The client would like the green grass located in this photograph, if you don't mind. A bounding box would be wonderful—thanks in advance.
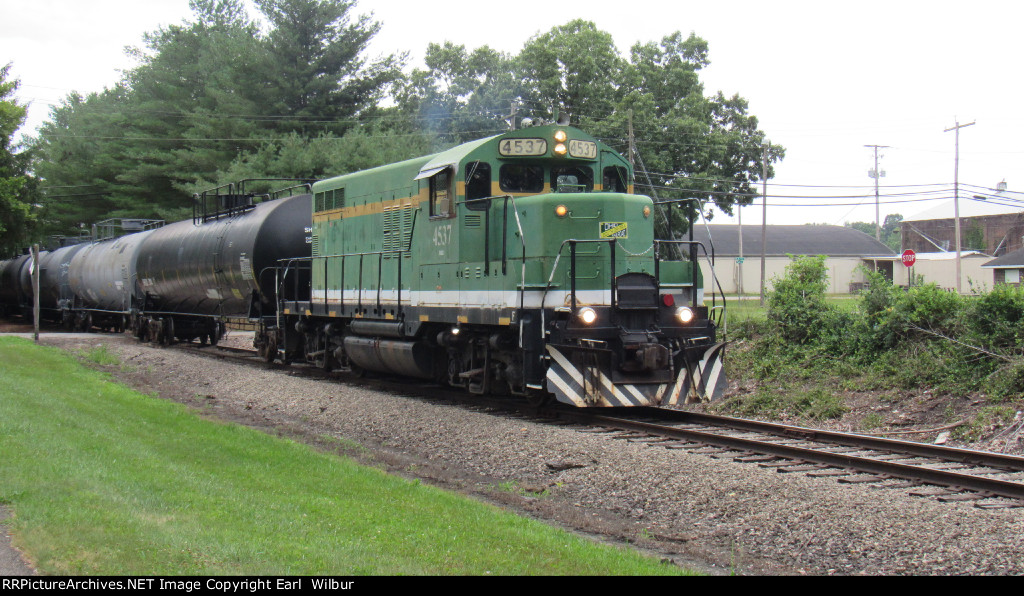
[0,337,690,576]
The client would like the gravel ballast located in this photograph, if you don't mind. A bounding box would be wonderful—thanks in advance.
[20,333,1024,575]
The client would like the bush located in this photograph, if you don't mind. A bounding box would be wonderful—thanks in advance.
[967,283,1024,350]
[766,255,831,344]
[732,258,1024,413]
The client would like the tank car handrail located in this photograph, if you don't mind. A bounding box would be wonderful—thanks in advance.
[270,183,313,200]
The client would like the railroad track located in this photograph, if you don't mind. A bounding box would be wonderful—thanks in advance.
[148,337,1024,509]
[545,407,1024,509]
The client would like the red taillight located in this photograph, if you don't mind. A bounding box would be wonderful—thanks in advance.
[662,294,675,307]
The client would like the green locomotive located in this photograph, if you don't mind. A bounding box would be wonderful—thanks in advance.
[261,125,726,407]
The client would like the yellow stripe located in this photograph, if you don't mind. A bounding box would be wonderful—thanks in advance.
[315,191,425,223]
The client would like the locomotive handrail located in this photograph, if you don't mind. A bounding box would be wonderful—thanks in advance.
[654,239,726,332]
[461,193,528,347]
[541,239,619,317]
[284,243,412,317]
[539,237,726,337]
[459,194,527,284]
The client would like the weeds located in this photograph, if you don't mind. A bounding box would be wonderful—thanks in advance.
[77,345,119,366]
[724,256,1024,423]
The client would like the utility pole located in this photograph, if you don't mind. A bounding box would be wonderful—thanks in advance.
[759,142,770,306]
[504,101,518,130]
[31,244,40,343]
[737,202,744,296]
[944,119,975,294]
[865,144,890,242]
[627,110,635,167]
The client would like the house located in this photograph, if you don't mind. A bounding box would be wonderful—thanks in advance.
[982,248,1024,287]
[901,197,1024,256]
[689,224,895,295]
[871,251,994,291]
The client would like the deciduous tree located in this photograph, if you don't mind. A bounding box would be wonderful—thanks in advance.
[0,63,37,253]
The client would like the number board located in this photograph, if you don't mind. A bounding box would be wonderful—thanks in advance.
[568,140,598,159]
[499,138,547,156]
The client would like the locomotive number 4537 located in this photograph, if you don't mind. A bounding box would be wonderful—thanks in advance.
[433,223,453,246]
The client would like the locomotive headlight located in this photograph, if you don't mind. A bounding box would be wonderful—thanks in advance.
[554,130,567,142]
[554,143,568,156]
[555,204,568,217]
[578,307,598,325]
[643,206,651,218]
[676,306,695,324]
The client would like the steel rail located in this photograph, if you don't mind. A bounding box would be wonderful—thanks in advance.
[552,410,1024,502]
[635,408,1024,472]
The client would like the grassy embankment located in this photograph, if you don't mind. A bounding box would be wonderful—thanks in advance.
[0,337,692,576]
[713,261,1024,436]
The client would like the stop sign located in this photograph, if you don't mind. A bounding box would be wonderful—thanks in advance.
[901,249,917,267]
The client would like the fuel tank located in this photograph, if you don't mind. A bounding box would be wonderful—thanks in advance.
[135,194,311,316]
[69,230,157,312]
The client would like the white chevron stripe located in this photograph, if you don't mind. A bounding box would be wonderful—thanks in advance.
[667,365,691,406]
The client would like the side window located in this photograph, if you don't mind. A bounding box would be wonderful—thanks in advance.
[603,166,628,193]
[498,164,544,193]
[430,168,452,218]
[552,166,594,193]
[465,162,491,211]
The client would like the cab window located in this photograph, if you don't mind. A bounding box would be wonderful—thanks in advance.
[499,164,544,193]
[552,166,593,193]
[430,168,452,217]
[603,166,628,192]
[465,162,491,210]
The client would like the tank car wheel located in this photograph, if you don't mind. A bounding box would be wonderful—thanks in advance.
[162,318,175,346]
[210,322,223,346]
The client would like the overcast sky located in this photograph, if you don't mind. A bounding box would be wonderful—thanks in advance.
[1,0,1021,227]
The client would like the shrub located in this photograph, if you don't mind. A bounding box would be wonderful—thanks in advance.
[967,283,1024,350]
[766,255,831,344]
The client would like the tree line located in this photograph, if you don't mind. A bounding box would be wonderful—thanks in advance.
[1,0,782,253]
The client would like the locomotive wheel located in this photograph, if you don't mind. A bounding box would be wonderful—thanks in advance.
[525,390,553,409]
[261,336,278,363]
